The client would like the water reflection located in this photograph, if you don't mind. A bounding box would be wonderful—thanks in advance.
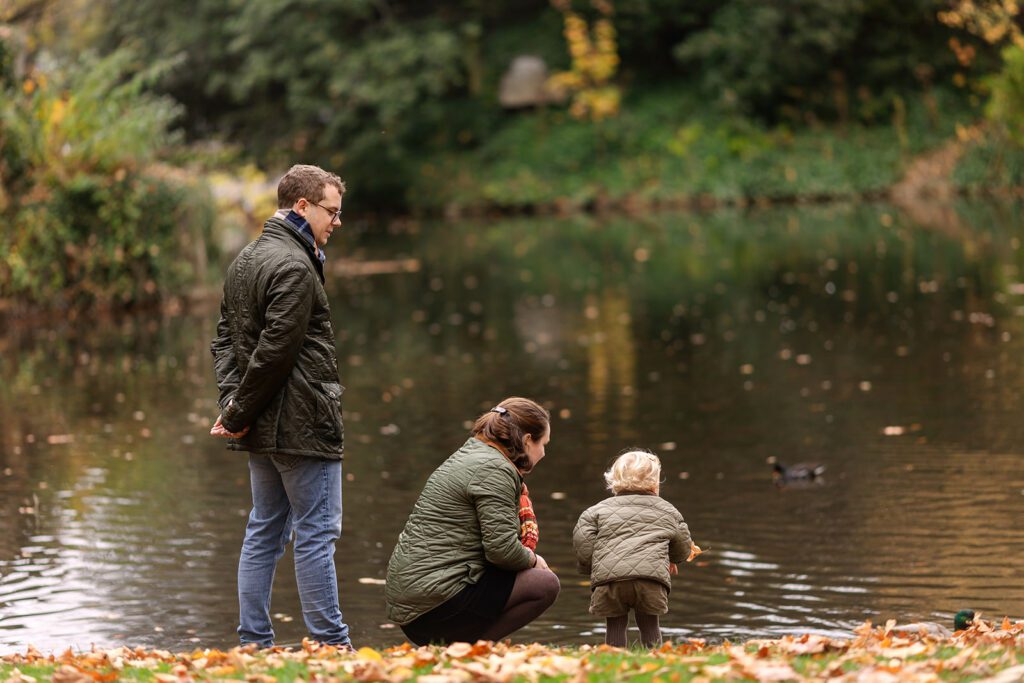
[2,200,1024,653]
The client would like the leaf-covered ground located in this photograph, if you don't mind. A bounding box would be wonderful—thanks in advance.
[2,618,1022,682]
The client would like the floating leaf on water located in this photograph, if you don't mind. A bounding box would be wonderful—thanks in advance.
[358,577,387,585]
[550,492,567,500]
[659,442,677,451]
[47,434,74,445]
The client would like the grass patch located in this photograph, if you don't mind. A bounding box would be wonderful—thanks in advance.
[412,86,983,212]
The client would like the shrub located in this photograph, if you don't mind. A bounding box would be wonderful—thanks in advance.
[0,47,215,310]
[986,44,1024,145]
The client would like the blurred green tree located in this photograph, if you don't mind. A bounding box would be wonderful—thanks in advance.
[7,0,999,211]
[673,0,968,121]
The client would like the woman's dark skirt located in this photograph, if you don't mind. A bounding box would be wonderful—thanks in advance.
[400,565,517,645]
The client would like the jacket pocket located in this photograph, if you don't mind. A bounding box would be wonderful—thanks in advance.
[312,381,344,440]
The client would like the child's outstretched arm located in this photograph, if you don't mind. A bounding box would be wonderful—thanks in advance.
[668,515,693,565]
[572,508,598,575]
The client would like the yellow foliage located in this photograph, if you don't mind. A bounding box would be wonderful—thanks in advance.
[48,98,67,128]
[939,0,1024,48]
[547,1,621,121]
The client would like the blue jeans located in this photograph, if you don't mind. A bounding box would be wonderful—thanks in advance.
[237,453,350,647]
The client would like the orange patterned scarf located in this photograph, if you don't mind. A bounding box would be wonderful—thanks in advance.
[518,483,539,550]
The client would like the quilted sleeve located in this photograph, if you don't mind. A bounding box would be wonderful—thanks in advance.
[573,506,598,575]
[468,463,534,571]
[211,296,240,412]
[668,511,693,564]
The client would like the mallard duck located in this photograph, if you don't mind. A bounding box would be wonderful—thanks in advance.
[891,610,976,638]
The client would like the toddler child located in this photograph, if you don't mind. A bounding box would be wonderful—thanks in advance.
[573,450,699,648]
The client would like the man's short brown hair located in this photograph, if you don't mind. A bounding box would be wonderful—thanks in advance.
[277,164,346,209]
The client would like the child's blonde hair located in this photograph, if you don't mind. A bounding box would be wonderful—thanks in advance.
[604,449,661,494]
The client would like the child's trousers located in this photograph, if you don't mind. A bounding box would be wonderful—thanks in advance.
[591,579,669,648]
[606,612,661,648]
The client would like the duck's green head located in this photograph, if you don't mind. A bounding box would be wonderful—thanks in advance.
[954,610,976,631]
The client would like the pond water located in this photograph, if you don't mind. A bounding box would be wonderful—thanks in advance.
[2,201,1024,654]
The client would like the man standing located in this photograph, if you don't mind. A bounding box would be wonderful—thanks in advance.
[210,164,351,649]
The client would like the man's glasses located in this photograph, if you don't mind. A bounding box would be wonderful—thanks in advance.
[313,202,342,223]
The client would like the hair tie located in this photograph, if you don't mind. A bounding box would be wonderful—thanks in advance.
[490,406,508,415]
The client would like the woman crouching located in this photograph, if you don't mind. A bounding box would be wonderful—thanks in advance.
[385,397,560,645]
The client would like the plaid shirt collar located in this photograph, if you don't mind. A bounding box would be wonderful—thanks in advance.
[276,209,326,265]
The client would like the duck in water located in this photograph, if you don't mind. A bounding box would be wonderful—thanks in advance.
[769,457,826,486]
[889,609,976,638]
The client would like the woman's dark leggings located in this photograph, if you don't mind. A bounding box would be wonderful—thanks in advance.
[479,568,561,641]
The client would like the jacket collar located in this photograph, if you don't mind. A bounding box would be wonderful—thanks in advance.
[467,437,524,482]
[262,216,326,283]
[275,209,326,265]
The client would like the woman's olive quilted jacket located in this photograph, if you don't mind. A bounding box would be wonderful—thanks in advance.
[385,438,534,624]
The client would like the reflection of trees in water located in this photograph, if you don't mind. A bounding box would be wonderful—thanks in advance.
[0,311,248,648]
[584,288,638,445]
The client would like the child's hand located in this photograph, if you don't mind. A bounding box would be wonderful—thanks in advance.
[686,543,703,562]
[669,562,678,575]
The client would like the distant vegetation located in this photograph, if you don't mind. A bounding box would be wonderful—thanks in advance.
[3,0,1024,309]
[3,0,1012,207]
[0,45,214,310]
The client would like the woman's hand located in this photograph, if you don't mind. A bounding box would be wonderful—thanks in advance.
[533,553,550,571]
